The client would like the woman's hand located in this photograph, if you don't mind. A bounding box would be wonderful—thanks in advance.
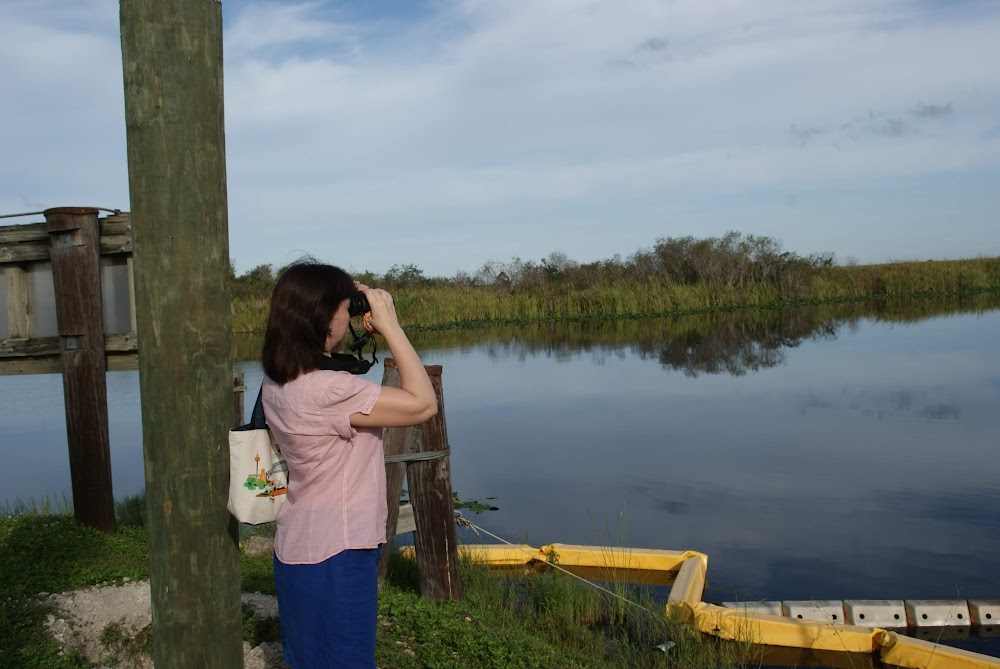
[360,287,401,335]
[350,286,437,428]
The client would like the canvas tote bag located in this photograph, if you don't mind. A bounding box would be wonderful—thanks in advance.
[228,387,288,524]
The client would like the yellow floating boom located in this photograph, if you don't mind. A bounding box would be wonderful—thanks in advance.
[458,542,1000,668]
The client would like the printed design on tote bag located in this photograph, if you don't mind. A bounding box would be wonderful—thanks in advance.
[243,447,288,501]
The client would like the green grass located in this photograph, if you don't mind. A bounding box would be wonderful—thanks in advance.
[379,550,752,669]
[0,502,752,669]
[1,494,73,517]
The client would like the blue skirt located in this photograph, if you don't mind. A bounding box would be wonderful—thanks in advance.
[273,547,381,669]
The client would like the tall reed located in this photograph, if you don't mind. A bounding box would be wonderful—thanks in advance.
[230,240,1000,335]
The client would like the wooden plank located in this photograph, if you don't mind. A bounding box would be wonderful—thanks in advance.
[0,221,46,244]
[45,207,115,534]
[408,365,462,601]
[0,357,61,375]
[100,216,131,235]
[1,236,132,263]
[108,353,139,372]
[0,352,137,375]
[0,241,49,263]
[100,234,133,255]
[1,214,132,265]
[4,264,31,338]
[0,337,60,357]
[396,503,416,535]
[106,333,138,352]
[121,0,242,663]
[0,217,130,243]
[2,239,132,262]
[0,333,137,358]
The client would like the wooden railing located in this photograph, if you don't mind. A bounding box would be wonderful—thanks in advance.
[1,211,137,375]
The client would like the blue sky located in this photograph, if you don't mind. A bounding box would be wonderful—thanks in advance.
[2,0,998,278]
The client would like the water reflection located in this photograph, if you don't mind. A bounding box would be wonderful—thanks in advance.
[5,295,1000,661]
[402,291,1000,378]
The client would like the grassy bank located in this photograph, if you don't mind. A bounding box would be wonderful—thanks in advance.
[0,505,750,669]
[231,245,1000,334]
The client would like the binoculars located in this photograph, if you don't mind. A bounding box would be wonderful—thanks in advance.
[348,291,370,317]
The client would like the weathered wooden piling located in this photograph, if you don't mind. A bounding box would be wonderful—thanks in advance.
[380,359,462,600]
[409,365,462,600]
[44,207,115,533]
[120,0,242,666]
[379,360,420,581]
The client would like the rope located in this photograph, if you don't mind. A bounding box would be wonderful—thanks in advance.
[384,448,450,464]
[453,512,656,616]
[0,207,122,220]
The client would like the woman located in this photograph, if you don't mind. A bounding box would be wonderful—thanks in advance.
[260,260,437,669]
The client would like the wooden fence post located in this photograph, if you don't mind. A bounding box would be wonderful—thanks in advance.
[44,207,115,533]
[120,0,242,666]
[233,372,245,427]
[407,365,462,601]
[379,361,462,598]
[379,359,421,583]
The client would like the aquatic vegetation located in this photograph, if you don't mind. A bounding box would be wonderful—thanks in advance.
[230,234,1000,335]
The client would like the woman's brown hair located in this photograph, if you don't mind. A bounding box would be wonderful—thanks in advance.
[262,260,355,384]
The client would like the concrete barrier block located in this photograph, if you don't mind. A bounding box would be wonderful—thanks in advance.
[720,601,783,616]
[904,600,971,627]
[782,600,846,624]
[968,600,1000,627]
[843,600,906,628]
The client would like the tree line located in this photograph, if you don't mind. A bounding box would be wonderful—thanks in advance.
[231,231,835,299]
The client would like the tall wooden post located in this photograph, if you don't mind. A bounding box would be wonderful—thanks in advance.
[379,361,461,598]
[44,207,115,533]
[379,359,421,583]
[407,365,462,601]
[120,1,242,667]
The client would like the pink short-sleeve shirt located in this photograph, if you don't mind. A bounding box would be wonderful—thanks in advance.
[262,369,384,564]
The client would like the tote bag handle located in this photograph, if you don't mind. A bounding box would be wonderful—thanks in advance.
[249,386,267,429]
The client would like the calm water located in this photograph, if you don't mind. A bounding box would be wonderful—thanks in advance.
[3,298,999,654]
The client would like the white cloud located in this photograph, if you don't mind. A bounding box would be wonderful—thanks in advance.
[225,1,353,56]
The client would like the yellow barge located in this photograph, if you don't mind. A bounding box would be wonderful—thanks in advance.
[459,542,1000,669]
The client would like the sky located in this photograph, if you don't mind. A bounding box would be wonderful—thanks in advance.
[2,0,999,278]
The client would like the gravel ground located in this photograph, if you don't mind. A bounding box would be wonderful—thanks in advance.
[44,579,290,669]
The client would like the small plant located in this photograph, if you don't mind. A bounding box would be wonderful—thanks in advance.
[115,492,146,527]
[99,618,152,669]
[452,492,499,514]
[242,603,282,647]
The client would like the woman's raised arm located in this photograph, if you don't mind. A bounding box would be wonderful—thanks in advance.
[350,288,437,428]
